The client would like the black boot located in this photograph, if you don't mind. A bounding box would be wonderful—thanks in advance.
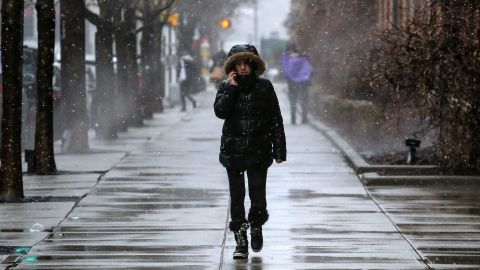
[250,225,263,252]
[248,208,269,253]
[233,223,249,259]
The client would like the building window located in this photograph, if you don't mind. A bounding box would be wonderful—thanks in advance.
[392,0,399,27]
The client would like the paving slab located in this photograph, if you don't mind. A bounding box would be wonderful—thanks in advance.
[0,202,76,230]
[0,201,76,268]
[52,153,126,173]
[0,175,98,255]
[23,174,99,198]
[22,149,123,174]
[0,232,48,248]
[368,182,480,268]
[7,87,428,269]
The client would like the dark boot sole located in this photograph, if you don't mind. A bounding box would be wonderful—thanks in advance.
[233,252,248,259]
[252,247,262,253]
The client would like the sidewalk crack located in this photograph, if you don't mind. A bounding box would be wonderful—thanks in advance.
[360,181,433,269]
[218,197,230,270]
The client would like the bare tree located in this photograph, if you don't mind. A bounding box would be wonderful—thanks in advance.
[113,1,139,128]
[84,0,174,135]
[86,0,142,131]
[288,0,377,99]
[137,0,175,117]
[0,0,25,201]
[60,0,89,153]
[366,1,480,173]
[33,0,57,174]
[85,0,118,138]
[165,0,251,94]
[173,0,253,51]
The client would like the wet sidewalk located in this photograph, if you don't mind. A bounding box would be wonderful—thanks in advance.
[3,84,429,269]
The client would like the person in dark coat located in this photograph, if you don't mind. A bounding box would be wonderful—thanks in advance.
[177,54,197,111]
[209,49,227,89]
[214,44,287,259]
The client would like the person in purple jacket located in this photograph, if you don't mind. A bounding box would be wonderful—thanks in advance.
[280,43,312,124]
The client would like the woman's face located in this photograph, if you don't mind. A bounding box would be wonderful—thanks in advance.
[234,60,252,76]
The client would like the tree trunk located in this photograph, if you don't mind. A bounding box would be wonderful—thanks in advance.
[60,0,89,153]
[114,9,129,131]
[126,7,142,127]
[177,15,196,54]
[94,0,117,139]
[141,22,155,119]
[33,0,57,174]
[0,0,25,201]
[177,16,203,93]
[114,6,140,129]
[154,23,166,113]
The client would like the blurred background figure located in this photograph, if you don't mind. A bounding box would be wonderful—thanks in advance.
[209,48,228,89]
[280,43,312,124]
[177,54,197,112]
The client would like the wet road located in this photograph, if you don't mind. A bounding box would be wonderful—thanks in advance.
[6,85,430,269]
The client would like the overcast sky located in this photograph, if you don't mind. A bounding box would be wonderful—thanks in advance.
[223,0,290,50]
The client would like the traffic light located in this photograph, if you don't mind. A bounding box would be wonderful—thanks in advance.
[167,12,180,27]
[219,18,231,30]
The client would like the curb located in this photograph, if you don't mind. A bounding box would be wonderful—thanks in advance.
[361,172,480,186]
[308,119,439,175]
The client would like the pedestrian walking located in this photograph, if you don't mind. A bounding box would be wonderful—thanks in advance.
[177,54,197,111]
[280,43,312,124]
[214,44,287,259]
[209,49,227,89]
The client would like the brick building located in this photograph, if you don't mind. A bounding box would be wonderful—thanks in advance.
[376,0,433,30]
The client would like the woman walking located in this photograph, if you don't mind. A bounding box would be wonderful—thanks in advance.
[214,44,287,259]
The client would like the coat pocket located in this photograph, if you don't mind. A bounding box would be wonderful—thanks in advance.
[220,136,233,153]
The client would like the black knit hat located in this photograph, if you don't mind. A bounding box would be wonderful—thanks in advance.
[224,44,266,76]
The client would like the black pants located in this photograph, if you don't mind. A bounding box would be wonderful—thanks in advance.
[227,167,269,231]
[180,81,196,110]
[288,82,309,124]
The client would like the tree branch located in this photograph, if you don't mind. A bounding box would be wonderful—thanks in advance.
[144,0,175,23]
[84,6,102,26]
[135,21,165,35]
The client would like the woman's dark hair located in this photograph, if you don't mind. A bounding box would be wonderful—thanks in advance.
[231,59,257,73]
[248,58,258,71]
[286,42,299,53]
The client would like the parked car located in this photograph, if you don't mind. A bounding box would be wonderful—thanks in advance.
[0,41,98,155]
[0,53,3,126]
[22,45,40,151]
[85,54,97,128]
[22,42,64,147]
[1,40,101,151]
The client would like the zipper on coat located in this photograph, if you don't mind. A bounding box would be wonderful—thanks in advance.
[246,92,251,159]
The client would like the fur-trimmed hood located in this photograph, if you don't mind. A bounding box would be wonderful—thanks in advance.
[224,44,266,76]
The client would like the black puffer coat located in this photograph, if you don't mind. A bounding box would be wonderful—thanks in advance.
[214,78,287,169]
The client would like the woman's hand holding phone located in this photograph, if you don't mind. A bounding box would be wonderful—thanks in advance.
[228,71,238,86]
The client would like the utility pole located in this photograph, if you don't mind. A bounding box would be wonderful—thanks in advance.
[254,0,258,46]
